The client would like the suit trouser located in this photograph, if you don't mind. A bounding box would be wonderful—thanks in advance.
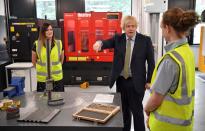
[116,76,145,131]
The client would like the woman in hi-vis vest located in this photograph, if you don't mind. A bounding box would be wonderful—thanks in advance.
[145,8,199,131]
[32,22,64,92]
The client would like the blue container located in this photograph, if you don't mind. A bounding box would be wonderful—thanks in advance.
[3,86,16,98]
[9,77,25,96]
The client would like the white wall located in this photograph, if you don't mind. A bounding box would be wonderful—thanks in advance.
[0,0,5,15]
[132,0,149,34]
[190,45,199,68]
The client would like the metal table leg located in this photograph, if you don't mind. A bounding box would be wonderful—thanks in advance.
[5,67,8,88]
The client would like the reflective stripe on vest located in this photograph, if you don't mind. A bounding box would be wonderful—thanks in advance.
[56,40,61,61]
[37,61,61,66]
[165,90,194,105]
[153,110,194,126]
[37,40,42,63]
[37,70,62,76]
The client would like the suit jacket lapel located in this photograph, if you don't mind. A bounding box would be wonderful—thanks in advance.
[131,33,140,63]
[122,34,126,62]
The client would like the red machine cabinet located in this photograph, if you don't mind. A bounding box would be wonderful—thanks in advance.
[64,12,122,62]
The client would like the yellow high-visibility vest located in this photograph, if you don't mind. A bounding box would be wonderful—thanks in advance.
[35,40,63,82]
[149,43,195,131]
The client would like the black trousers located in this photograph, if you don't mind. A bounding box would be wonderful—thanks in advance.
[37,79,64,92]
[116,76,145,131]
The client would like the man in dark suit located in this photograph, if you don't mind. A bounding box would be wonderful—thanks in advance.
[93,16,155,131]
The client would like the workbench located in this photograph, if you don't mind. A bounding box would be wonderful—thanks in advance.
[0,91,123,131]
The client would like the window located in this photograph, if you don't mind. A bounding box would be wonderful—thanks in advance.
[85,0,131,16]
[193,0,205,44]
[36,0,56,20]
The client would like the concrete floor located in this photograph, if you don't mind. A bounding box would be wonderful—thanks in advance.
[13,70,205,131]
[193,72,205,131]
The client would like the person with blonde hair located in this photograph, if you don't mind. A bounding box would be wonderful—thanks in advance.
[145,7,199,131]
[93,15,155,131]
[32,22,64,92]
